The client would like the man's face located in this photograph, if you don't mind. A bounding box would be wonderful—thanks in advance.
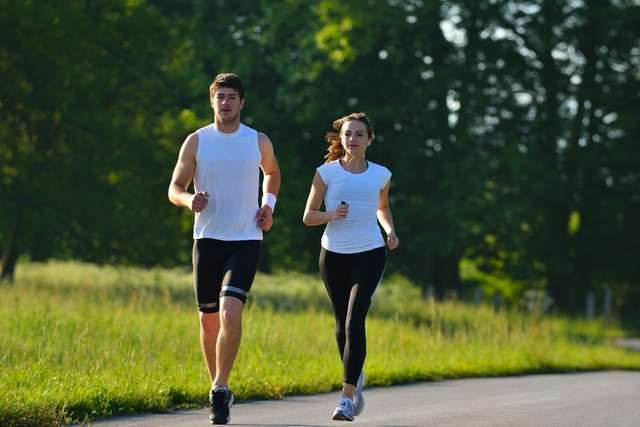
[210,87,244,125]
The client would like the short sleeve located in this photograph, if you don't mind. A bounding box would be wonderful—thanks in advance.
[380,166,392,189]
[316,163,330,185]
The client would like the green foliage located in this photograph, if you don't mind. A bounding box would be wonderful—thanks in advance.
[1,0,639,313]
[0,0,202,268]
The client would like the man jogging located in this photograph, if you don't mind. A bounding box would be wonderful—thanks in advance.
[168,73,281,424]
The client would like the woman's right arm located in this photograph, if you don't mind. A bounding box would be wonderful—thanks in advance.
[303,171,347,226]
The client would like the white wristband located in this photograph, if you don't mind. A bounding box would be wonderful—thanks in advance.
[261,193,277,212]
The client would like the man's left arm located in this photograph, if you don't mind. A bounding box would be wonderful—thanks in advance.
[257,133,281,231]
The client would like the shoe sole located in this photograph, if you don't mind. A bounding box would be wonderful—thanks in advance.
[209,415,228,425]
[332,411,354,422]
[209,413,231,425]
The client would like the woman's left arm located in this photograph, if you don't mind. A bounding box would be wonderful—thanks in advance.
[377,181,399,250]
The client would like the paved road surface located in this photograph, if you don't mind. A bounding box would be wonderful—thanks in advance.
[615,338,640,352]
[89,371,640,426]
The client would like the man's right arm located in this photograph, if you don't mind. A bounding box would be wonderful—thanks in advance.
[168,133,202,210]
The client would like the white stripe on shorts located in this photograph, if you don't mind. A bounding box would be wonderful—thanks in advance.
[222,285,248,296]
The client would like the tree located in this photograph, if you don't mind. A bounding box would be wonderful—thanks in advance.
[0,0,198,279]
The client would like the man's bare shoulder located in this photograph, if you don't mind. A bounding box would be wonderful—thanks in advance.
[181,132,199,156]
[258,132,273,148]
[185,132,199,146]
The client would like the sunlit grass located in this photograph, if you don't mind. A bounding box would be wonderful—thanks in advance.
[2,260,639,426]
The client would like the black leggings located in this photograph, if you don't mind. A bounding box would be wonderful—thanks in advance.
[319,246,386,386]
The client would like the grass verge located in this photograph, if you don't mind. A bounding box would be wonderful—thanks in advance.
[1,261,639,426]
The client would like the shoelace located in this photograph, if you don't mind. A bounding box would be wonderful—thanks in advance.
[339,399,353,411]
[212,391,229,408]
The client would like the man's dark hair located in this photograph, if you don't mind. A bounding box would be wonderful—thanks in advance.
[209,73,245,99]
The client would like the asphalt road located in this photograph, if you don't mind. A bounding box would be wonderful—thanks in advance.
[89,371,640,427]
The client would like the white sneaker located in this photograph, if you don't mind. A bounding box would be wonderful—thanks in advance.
[354,371,365,416]
[332,397,355,421]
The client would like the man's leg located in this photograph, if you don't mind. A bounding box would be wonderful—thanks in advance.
[209,296,243,424]
[212,240,260,387]
[209,240,259,424]
[213,296,244,387]
[200,312,221,383]
[193,239,226,384]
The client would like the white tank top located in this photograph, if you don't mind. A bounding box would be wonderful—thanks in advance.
[193,123,263,241]
[317,160,392,254]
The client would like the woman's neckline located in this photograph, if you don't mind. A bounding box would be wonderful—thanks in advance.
[338,158,369,175]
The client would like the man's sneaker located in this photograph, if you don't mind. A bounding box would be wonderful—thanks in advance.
[209,388,234,425]
[354,371,365,416]
[332,397,355,421]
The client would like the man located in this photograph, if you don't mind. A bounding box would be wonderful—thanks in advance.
[168,73,281,424]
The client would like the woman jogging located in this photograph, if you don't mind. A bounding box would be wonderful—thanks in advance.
[303,112,399,421]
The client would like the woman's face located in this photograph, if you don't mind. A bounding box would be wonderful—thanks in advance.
[340,120,371,157]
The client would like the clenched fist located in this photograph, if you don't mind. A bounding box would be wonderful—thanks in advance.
[386,231,400,250]
[257,205,273,231]
[190,191,209,212]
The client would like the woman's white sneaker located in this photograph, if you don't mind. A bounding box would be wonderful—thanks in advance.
[332,397,355,421]
[354,372,365,416]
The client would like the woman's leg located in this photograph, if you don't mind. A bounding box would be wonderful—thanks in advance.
[342,246,386,386]
[319,248,352,361]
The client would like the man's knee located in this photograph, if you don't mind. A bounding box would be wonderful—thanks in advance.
[220,309,242,327]
[219,297,244,327]
[200,312,220,335]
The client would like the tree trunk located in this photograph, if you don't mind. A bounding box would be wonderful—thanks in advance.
[538,0,575,312]
[1,241,18,282]
[424,253,462,300]
[1,213,21,283]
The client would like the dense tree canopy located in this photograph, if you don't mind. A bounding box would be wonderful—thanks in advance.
[1,0,639,314]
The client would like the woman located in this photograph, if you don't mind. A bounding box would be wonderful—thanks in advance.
[303,112,399,421]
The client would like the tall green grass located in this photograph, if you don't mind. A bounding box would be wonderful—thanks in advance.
[2,261,639,426]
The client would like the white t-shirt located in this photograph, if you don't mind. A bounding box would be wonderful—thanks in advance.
[317,160,392,254]
[193,123,263,241]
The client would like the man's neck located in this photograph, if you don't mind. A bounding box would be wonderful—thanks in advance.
[214,120,241,134]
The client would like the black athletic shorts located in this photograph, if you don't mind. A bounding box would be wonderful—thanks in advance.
[192,238,261,313]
